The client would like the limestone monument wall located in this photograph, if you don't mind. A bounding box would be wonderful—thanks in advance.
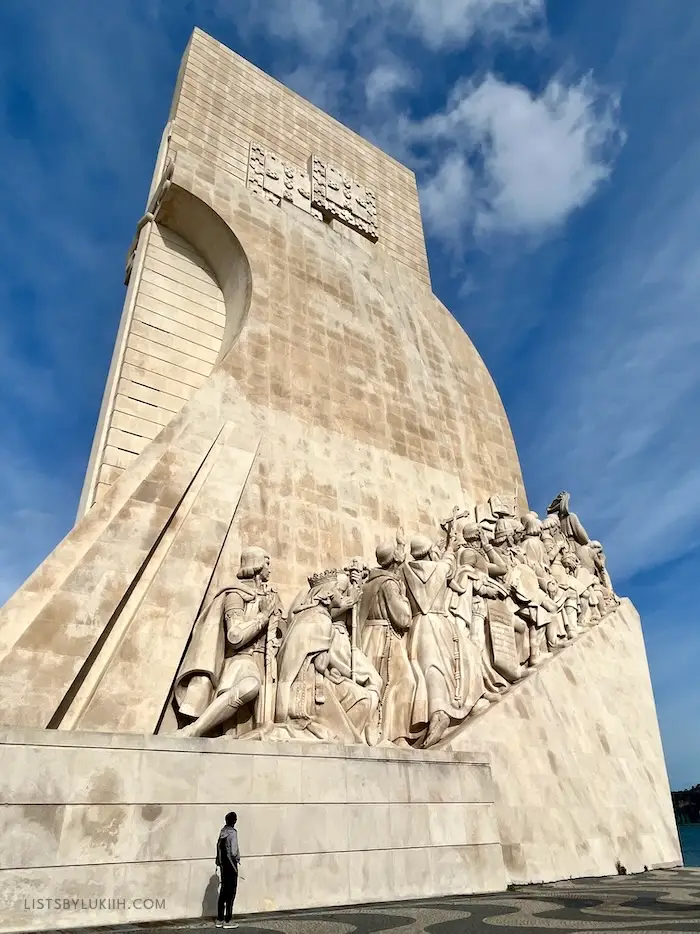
[0,26,681,932]
[0,736,505,932]
[451,599,681,883]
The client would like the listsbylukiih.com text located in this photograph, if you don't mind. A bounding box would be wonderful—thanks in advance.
[24,898,166,911]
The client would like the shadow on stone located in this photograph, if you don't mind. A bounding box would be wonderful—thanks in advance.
[201,872,219,917]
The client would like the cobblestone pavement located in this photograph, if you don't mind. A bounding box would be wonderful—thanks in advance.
[46,868,700,934]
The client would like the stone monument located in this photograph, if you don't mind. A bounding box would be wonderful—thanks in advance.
[0,29,681,931]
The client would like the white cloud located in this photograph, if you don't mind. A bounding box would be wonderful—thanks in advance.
[231,0,544,60]
[392,0,544,50]
[365,61,415,109]
[234,0,349,59]
[420,152,475,241]
[408,74,623,240]
[466,76,622,233]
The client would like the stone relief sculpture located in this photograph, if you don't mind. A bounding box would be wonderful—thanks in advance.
[357,532,418,746]
[173,546,284,737]
[273,565,381,744]
[170,492,621,748]
[246,142,377,238]
[402,522,490,748]
[309,154,379,242]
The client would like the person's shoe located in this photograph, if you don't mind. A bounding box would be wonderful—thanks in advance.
[214,921,223,927]
[223,923,239,929]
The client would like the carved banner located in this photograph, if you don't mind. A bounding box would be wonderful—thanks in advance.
[310,154,378,242]
[487,601,519,674]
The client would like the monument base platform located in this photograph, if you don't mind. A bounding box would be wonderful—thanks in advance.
[0,731,506,932]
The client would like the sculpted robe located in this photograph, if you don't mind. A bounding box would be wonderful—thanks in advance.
[359,568,417,744]
[449,547,508,694]
[403,553,482,731]
[275,582,380,743]
[174,581,283,732]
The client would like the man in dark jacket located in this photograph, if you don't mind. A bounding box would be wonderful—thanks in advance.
[215,811,240,928]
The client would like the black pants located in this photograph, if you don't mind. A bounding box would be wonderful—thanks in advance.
[217,866,238,922]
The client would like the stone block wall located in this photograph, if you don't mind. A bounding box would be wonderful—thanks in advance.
[154,155,525,605]
[450,599,682,883]
[78,27,524,522]
[92,224,227,504]
[0,733,506,931]
[171,29,431,286]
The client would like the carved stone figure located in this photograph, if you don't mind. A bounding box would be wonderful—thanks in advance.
[358,536,417,746]
[446,548,499,707]
[173,547,284,737]
[551,550,590,638]
[539,574,572,646]
[589,540,614,591]
[449,523,512,696]
[402,526,488,749]
[546,491,597,572]
[169,489,621,749]
[541,514,568,569]
[275,568,381,743]
[520,512,548,570]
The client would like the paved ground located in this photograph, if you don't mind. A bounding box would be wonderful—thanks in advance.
[50,868,700,934]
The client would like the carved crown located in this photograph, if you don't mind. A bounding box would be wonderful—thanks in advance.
[307,568,340,588]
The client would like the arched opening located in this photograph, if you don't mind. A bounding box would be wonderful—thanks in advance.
[157,184,253,364]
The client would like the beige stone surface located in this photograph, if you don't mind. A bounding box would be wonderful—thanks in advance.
[0,30,525,734]
[82,223,227,509]
[173,30,429,283]
[0,731,505,931]
[77,25,524,519]
[448,598,682,883]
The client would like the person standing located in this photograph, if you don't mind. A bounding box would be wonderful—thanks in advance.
[215,811,240,928]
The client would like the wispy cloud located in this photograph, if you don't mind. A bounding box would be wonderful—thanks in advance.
[365,61,416,110]
[420,152,475,242]
[391,0,545,50]
[406,74,623,242]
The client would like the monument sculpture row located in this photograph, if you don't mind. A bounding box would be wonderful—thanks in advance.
[172,490,618,750]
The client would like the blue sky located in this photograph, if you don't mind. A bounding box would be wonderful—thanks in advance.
[0,0,698,787]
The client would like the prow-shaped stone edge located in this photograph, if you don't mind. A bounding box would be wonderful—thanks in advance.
[445,599,683,884]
